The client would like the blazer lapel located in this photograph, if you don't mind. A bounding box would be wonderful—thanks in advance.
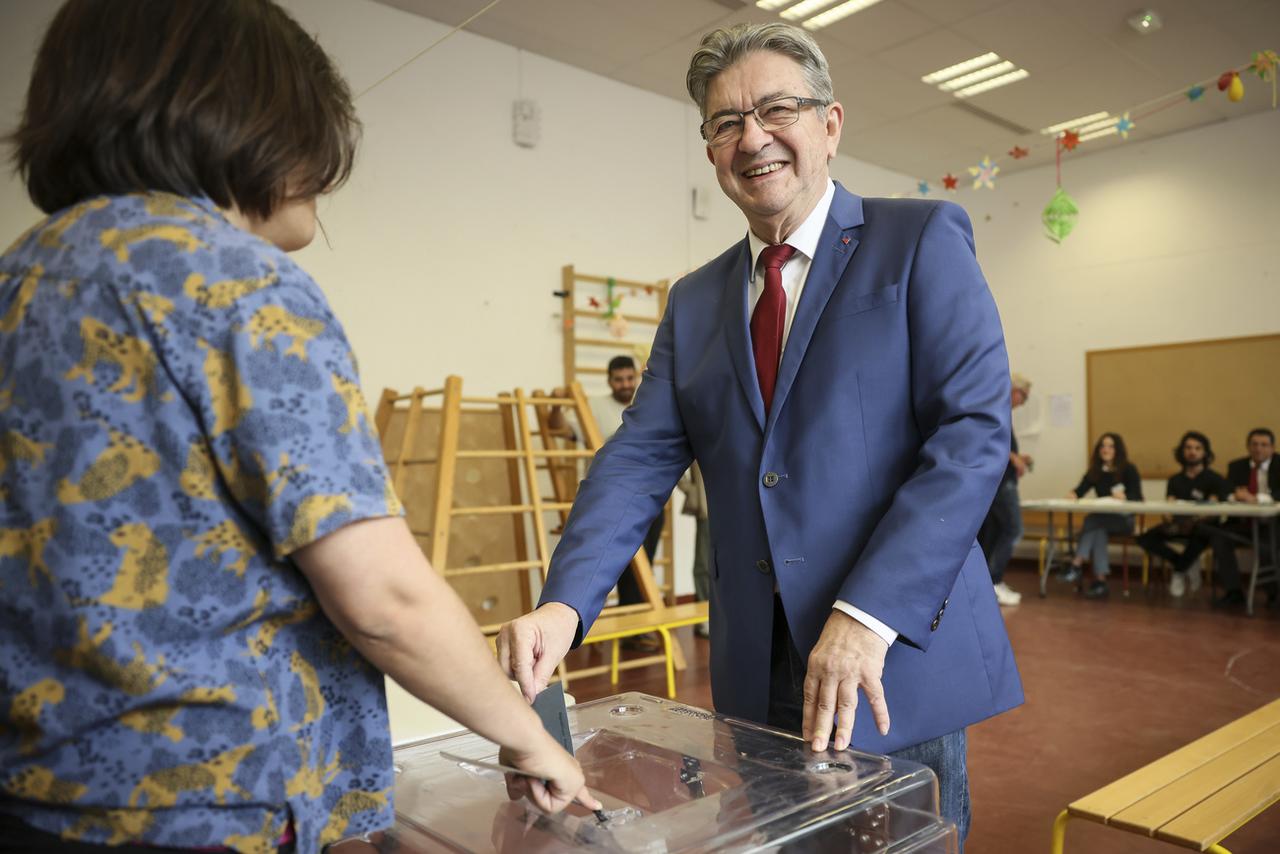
[767,185,865,432]
[722,239,766,431]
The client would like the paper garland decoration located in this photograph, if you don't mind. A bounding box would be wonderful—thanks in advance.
[1187,85,1205,101]
[1042,187,1079,244]
[968,156,999,190]
[1218,70,1245,102]
[1059,130,1081,151]
[1009,146,1029,159]
[917,180,931,195]
[1252,50,1278,107]
[942,173,959,191]
[1115,112,1134,139]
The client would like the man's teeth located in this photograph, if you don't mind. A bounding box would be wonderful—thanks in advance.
[744,162,784,177]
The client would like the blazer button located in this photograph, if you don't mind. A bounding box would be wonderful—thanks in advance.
[930,616,941,631]
[762,472,780,487]
[756,559,772,574]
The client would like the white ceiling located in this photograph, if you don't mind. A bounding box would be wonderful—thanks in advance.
[376,0,1280,180]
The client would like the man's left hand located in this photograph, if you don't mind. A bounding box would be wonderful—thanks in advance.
[803,609,891,753]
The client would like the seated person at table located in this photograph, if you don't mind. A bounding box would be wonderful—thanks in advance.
[1136,431,1229,597]
[1063,432,1143,599]
[1214,428,1279,607]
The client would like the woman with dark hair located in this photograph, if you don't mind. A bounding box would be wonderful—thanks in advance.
[1062,433,1143,599]
[0,1,597,851]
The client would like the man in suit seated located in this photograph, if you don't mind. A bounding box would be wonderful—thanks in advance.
[1214,427,1278,607]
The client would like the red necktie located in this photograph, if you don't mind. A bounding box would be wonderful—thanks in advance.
[750,243,796,414]
[1249,464,1259,495]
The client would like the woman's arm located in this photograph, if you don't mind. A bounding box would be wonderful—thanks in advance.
[1126,465,1144,501]
[293,516,599,814]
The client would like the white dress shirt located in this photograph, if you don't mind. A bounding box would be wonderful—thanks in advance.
[1254,457,1273,501]
[745,180,899,648]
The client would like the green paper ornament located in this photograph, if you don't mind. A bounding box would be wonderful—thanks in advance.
[1042,187,1079,244]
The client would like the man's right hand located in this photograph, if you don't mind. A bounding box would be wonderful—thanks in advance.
[497,602,580,703]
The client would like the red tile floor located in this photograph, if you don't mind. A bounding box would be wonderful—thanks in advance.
[562,570,1280,853]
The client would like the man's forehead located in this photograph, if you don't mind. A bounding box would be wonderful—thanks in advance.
[705,52,809,109]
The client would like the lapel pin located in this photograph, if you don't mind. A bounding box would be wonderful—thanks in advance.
[841,235,851,245]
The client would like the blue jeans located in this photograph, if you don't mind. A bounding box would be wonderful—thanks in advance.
[766,596,971,847]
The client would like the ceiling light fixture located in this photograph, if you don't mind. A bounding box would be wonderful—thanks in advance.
[953,69,1030,98]
[1127,9,1163,35]
[755,0,795,10]
[938,60,1016,92]
[921,53,1001,86]
[779,0,838,21]
[1040,111,1111,135]
[1079,125,1119,142]
[801,0,885,31]
[919,52,1029,99]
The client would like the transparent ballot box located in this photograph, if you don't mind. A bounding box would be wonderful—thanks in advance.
[382,691,956,853]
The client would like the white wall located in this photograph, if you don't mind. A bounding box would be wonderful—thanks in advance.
[952,108,1280,499]
[5,0,1273,586]
[0,0,908,597]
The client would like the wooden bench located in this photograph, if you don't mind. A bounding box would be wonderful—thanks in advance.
[1052,697,1280,853]
[560,601,709,700]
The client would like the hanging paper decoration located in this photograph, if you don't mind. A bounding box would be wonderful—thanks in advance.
[917,180,931,195]
[1115,112,1135,139]
[1186,85,1205,101]
[1251,49,1278,108]
[1042,187,1079,244]
[588,296,600,309]
[1059,130,1081,151]
[1009,146,1029,159]
[645,286,654,295]
[942,173,959,191]
[1218,70,1244,101]
[608,313,629,339]
[601,277,624,320]
[968,156,999,190]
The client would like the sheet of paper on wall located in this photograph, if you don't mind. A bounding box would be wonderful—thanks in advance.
[1049,394,1073,428]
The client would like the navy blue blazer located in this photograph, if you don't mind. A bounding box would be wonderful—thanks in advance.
[540,183,1024,752]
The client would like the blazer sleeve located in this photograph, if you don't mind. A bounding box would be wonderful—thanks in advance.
[1226,459,1248,490]
[1125,465,1143,501]
[537,293,693,643]
[835,201,1010,650]
[1074,473,1092,498]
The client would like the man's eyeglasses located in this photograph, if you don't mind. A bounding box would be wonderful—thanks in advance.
[699,96,828,147]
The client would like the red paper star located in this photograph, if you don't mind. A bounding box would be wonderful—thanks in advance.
[588,297,600,308]
[645,286,654,295]
[1009,146,1029,159]
[942,173,958,191]
[1059,130,1080,151]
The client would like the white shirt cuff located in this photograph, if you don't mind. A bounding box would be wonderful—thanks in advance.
[833,600,898,646]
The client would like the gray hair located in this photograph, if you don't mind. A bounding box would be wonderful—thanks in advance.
[686,23,834,118]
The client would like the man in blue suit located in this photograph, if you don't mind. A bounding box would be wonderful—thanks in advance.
[498,22,1021,842]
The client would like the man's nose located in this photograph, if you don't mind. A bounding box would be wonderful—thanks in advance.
[737,116,772,153]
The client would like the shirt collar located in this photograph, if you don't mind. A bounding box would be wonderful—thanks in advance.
[747,179,836,273]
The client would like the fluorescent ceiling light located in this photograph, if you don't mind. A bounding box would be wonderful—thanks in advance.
[802,0,885,30]
[1077,117,1118,134]
[952,68,1029,98]
[780,0,837,20]
[938,60,1016,92]
[921,53,1000,85]
[756,0,794,9]
[1040,111,1110,135]
[1079,125,1119,142]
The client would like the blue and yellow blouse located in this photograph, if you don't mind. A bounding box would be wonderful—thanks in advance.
[0,193,403,852]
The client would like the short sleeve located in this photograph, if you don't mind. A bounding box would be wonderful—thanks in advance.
[157,252,402,558]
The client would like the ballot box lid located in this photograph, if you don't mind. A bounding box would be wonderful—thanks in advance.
[385,691,956,853]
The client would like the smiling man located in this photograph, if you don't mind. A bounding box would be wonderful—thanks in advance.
[499,23,1021,846]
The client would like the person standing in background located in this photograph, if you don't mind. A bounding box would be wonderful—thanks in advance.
[978,373,1033,606]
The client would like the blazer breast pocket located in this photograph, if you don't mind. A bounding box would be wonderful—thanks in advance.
[829,283,900,319]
